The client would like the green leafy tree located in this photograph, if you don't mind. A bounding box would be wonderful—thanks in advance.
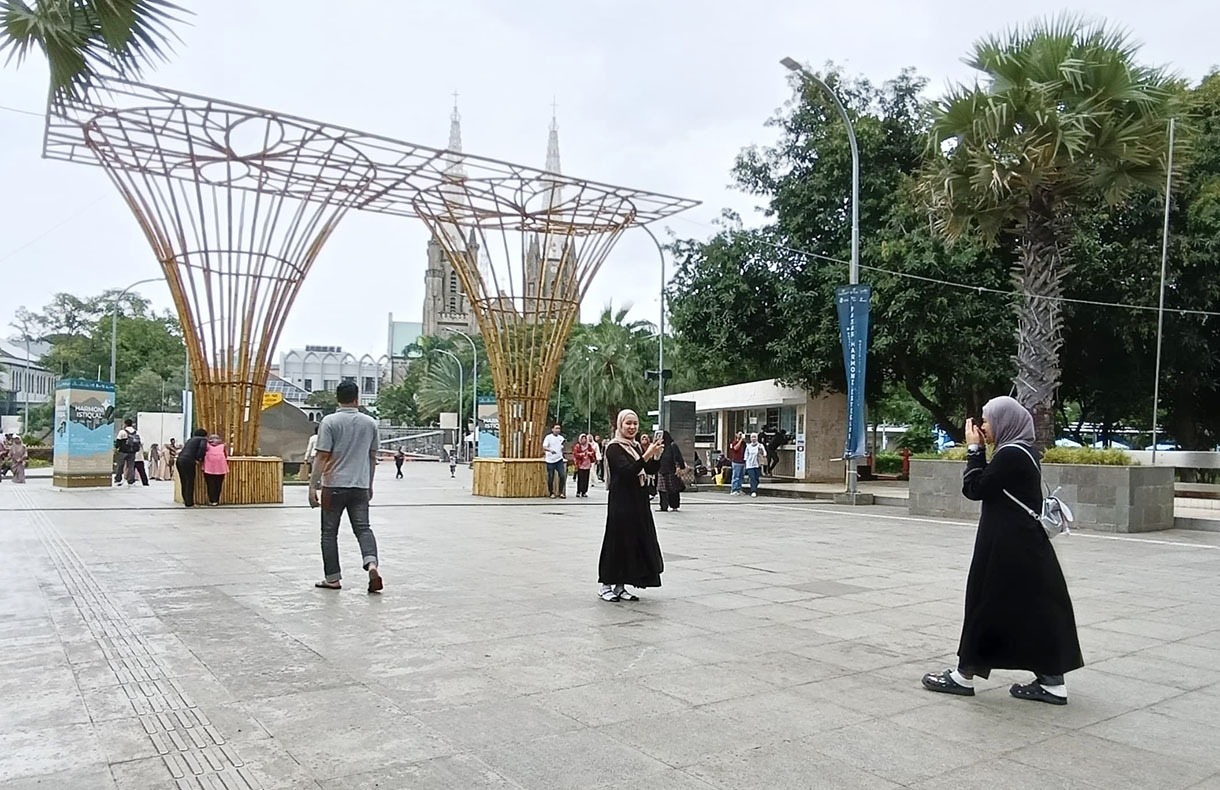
[0,0,188,97]
[562,304,657,434]
[669,67,1014,440]
[119,367,170,415]
[305,390,337,418]
[923,17,1181,447]
[373,379,420,425]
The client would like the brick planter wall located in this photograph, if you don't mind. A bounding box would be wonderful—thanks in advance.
[909,459,1175,533]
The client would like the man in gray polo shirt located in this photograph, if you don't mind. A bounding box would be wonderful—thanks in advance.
[309,381,383,592]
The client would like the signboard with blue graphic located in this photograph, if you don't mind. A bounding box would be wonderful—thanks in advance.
[835,284,872,460]
[52,378,116,487]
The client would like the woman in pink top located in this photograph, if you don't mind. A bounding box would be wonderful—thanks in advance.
[202,434,229,506]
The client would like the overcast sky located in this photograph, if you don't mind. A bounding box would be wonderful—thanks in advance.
[1,0,1215,362]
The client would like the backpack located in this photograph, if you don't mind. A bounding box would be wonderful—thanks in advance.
[126,430,143,455]
[1001,444,1074,539]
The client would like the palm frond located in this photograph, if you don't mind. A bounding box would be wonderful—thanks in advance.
[0,0,189,97]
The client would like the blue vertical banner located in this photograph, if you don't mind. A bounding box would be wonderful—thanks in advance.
[835,284,872,460]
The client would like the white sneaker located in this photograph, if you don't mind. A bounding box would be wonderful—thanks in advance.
[751,493,757,497]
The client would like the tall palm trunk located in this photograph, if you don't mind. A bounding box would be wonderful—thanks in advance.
[1012,199,1067,451]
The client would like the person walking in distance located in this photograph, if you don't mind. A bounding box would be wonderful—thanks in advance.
[543,423,567,499]
[133,441,150,487]
[304,425,319,481]
[597,409,665,602]
[743,432,766,497]
[922,396,1083,705]
[593,434,605,483]
[309,381,383,593]
[176,429,208,507]
[202,435,229,505]
[394,446,405,479]
[8,436,27,484]
[573,433,596,497]
[727,431,746,496]
[114,419,141,486]
[656,430,687,512]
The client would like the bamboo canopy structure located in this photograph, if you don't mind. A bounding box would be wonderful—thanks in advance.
[43,78,698,456]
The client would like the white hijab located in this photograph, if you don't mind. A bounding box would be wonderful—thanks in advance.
[608,409,647,487]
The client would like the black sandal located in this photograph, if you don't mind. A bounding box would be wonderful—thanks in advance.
[921,669,975,696]
[1010,682,1067,705]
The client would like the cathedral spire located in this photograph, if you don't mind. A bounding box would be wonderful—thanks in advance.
[448,91,463,153]
[444,91,466,180]
[545,99,561,174]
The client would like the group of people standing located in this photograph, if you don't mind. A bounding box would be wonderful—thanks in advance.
[721,431,768,496]
[0,434,28,483]
[542,427,691,512]
[111,419,230,506]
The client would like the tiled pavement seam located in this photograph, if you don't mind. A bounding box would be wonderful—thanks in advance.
[16,487,262,790]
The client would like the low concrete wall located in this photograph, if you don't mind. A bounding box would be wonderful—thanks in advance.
[909,459,1175,533]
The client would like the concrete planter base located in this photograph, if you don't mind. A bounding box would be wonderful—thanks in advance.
[909,459,1175,533]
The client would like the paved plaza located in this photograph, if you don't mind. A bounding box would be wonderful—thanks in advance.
[3,463,1220,790]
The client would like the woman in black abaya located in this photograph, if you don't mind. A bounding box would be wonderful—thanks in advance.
[922,396,1084,705]
[597,409,665,602]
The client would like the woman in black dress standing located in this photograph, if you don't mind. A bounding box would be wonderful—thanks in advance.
[922,396,1084,705]
[656,430,687,512]
[598,409,665,602]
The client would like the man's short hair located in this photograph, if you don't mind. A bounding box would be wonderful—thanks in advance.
[124,419,134,427]
[336,381,359,404]
[552,424,561,430]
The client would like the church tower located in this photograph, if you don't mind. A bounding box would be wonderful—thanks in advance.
[525,108,577,315]
[423,98,479,337]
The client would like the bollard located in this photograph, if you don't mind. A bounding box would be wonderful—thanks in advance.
[900,447,912,478]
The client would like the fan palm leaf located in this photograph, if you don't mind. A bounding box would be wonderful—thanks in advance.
[1,0,188,97]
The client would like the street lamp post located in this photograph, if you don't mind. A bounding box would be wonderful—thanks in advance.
[781,57,862,495]
[444,328,478,459]
[780,58,859,286]
[641,225,667,431]
[435,348,464,460]
[586,345,599,435]
[110,277,162,383]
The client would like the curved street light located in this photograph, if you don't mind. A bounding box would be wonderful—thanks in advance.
[640,224,667,430]
[110,277,162,383]
[434,347,464,460]
[444,327,478,458]
[780,57,860,286]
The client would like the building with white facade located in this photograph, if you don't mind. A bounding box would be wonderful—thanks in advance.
[0,338,55,417]
[276,346,386,404]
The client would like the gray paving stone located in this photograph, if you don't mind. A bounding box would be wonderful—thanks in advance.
[3,465,1220,787]
[414,697,583,749]
[686,739,902,789]
[639,663,778,705]
[0,725,108,783]
[909,758,1105,790]
[317,754,521,790]
[1082,709,1220,772]
[532,677,689,726]
[475,728,669,790]
[1005,732,1213,790]
[801,718,993,786]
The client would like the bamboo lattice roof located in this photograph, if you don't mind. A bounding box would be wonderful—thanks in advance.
[42,77,700,228]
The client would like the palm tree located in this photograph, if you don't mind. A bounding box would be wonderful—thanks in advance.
[1,0,187,97]
[563,304,657,433]
[923,16,1180,447]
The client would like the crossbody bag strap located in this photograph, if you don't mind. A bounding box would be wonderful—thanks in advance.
[998,444,1048,519]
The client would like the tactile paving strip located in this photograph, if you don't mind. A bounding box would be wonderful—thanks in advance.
[18,488,264,790]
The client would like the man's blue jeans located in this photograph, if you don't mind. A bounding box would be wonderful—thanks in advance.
[730,462,745,492]
[321,487,378,583]
[546,460,566,496]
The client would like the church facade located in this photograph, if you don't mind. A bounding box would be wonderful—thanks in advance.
[421,102,571,337]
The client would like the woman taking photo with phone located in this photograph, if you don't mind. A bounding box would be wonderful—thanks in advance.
[922,396,1083,705]
[655,430,687,512]
[597,409,665,602]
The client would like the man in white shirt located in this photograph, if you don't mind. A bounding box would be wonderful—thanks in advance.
[743,432,767,497]
[542,424,567,499]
